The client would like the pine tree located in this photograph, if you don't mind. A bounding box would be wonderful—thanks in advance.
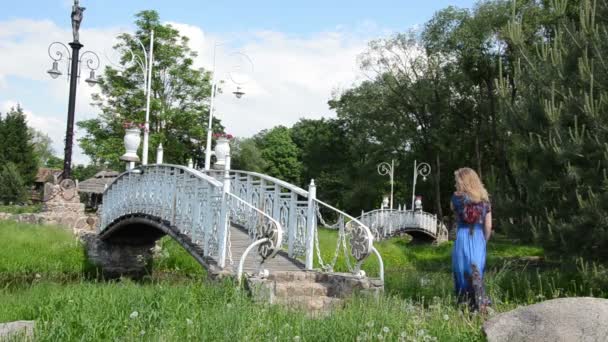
[498,0,608,260]
[0,105,38,184]
[0,162,27,204]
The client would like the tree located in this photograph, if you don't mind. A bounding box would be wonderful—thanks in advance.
[78,10,222,170]
[45,156,64,169]
[255,126,302,184]
[0,163,27,204]
[495,0,608,259]
[30,128,54,167]
[0,105,38,184]
[230,138,267,173]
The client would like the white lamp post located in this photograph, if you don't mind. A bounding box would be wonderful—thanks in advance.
[107,30,154,165]
[377,159,395,210]
[204,44,254,170]
[411,160,431,211]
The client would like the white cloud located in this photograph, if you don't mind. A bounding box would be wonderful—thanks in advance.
[0,16,390,164]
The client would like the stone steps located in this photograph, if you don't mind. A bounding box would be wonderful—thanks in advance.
[246,270,383,315]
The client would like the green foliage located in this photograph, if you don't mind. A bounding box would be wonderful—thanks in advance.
[0,163,27,204]
[492,0,608,260]
[71,164,104,182]
[77,10,221,169]
[230,138,267,172]
[0,105,38,184]
[45,156,64,169]
[29,128,55,168]
[255,126,302,184]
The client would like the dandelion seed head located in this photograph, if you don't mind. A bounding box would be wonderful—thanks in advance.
[129,311,139,319]
[382,326,390,333]
[443,314,449,321]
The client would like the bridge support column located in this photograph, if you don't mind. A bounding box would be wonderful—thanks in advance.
[305,180,317,270]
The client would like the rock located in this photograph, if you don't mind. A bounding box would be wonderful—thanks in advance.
[0,320,35,340]
[483,297,608,342]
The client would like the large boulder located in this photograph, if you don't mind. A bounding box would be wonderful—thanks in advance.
[483,297,608,342]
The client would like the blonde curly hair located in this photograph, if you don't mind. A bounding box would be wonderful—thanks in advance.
[454,167,489,203]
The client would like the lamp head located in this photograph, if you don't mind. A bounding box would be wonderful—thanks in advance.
[47,61,62,79]
[233,86,245,99]
[85,70,99,86]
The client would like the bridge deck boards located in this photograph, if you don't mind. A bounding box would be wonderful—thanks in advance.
[225,225,304,275]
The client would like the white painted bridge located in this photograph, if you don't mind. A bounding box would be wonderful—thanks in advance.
[98,162,447,287]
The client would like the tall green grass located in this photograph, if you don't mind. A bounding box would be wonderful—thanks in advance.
[0,221,606,341]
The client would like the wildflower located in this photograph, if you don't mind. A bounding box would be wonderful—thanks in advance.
[443,314,449,321]
[186,318,193,325]
[366,321,374,328]
[140,330,145,336]
[129,311,139,319]
[417,329,425,337]
[400,332,407,338]
[377,334,384,340]
[293,336,301,342]
[382,326,390,333]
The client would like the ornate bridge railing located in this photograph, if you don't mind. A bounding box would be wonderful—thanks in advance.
[100,164,283,274]
[357,208,446,242]
[204,169,384,280]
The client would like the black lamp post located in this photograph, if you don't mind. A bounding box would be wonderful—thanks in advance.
[46,0,99,179]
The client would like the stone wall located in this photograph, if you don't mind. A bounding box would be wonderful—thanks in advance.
[0,211,98,235]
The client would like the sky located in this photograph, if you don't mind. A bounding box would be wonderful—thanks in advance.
[0,0,476,164]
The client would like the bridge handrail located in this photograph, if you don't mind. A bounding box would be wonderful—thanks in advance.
[103,164,223,195]
[313,198,382,275]
[204,169,309,197]
[225,191,284,260]
[357,208,440,240]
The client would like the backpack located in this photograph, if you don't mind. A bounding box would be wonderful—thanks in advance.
[462,201,484,225]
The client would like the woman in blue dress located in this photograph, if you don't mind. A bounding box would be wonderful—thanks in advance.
[451,167,492,313]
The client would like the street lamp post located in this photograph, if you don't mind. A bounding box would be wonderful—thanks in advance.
[411,160,431,211]
[204,44,254,170]
[46,0,99,179]
[377,159,395,210]
[108,31,155,165]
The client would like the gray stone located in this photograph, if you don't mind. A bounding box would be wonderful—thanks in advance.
[246,270,383,315]
[81,232,154,279]
[483,297,608,342]
[0,320,35,340]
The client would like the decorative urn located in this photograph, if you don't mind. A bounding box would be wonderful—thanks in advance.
[120,128,141,162]
[381,195,390,209]
[213,137,230,168]
[414,196,423,211]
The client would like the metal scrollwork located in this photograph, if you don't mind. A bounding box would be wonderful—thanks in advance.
[348,222,373,261]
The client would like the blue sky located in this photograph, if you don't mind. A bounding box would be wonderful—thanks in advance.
[0,0,476,164]
[3,1,476,34]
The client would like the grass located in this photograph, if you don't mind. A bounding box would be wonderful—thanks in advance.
[0,204,42,214]
[0,220,606,341]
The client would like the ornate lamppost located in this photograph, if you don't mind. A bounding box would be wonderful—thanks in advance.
[46,0,100,179]
[377,159,395,210]
[204,44,254,170]
[411,160,431,211]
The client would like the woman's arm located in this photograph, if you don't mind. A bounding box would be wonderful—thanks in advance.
[484,211,492,241]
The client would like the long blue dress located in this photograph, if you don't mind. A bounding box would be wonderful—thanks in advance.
[451,193,491,311]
